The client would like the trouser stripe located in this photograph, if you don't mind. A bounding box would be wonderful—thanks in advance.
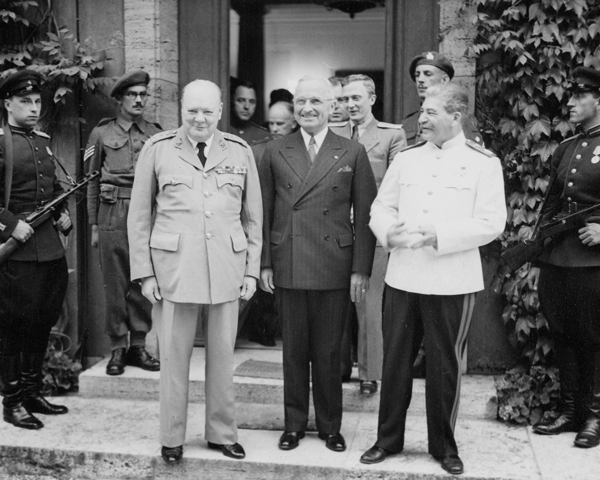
[450,293,476,429]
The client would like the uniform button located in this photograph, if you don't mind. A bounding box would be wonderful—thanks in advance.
[568,182,573,187]
[203,173,208,179]
[39,173,43,177]
[432,173,438,177]
[293,207,298,212]
[571,168,577,173]
[289,233,293,238]
[324,235,330,241]
[40,188,44,192]
[576,154,581,159]
[332,186,338,191]
[567,197,572,201]
[38,161,41,165]
[423,209,429,213]
[204,192,209,197]
[287,183,293,189]
[205,211,211,218]
[583,142,588,147]
[206,233,212,239]
[323,209,329,215]
[428,191,433,195]
[35,147,39,151]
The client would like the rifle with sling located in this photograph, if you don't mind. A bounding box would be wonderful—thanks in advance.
[0,171,99,265]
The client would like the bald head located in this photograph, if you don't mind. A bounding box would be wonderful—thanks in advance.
[268,101,296,136]
[293,77,335,135]
[181,79,223,142]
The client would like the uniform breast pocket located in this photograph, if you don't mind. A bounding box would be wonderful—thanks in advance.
[216,174,245,198]
[104,137,133,174]
[158,174,193,211]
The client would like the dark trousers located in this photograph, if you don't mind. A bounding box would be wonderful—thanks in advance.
[0,257,68,356]
[375,286,476,458]
[275,287,349,434]
[98,199,152,349]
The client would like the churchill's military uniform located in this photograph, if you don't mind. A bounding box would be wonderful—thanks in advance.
[0,70,70,430]
[85,70,162,375]
[533,67,600,448]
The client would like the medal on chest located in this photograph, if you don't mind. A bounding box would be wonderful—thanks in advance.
[593,146,600,164]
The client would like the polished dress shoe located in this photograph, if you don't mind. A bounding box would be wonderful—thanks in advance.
[106,348,126,376]
[318,432,346,452]
[574,417,600,448]
[278,431,305,450]
[360,445,388,464]
[23,394,68,415]
[207,441,245,459]
[437,454,464,475]
[161,445,183,463]
[125,346,160,371]
[533,411,581,435]
[360,380,378,395]
[3,405,44,430]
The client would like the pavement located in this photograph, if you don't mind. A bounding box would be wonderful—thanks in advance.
[0,342,599,480]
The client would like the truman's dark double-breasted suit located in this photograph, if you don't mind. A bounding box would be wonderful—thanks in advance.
[260,129,376,433]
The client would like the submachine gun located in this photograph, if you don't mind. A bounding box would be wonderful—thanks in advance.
[0,171,99,265]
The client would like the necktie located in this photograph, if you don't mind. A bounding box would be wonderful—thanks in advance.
[351,124,359,141]
[197,142,207,166]
[308,136,316,162]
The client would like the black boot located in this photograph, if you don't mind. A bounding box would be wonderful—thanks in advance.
[0,355,43,429]
[21,353,68,415]
[575,352,600,448]
[533,347,582,435]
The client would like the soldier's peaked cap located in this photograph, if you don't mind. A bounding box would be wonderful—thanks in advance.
[0,70,43,99]
[409,52,454,82]
[110,70,150,98]
[571,66,600,94]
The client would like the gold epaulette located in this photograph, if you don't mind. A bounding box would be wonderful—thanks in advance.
[148,130,177,144]
[377,121,403,130]
[328,121,349,128]
[560,133,581,144]
[223,132,249,148]
[465,139,495,157]
[33,130,50,139]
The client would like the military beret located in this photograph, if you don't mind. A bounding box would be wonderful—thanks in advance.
[570,66,600,94]
[409,52,455,82]
[0,70,43,99]
[110,70,150,97]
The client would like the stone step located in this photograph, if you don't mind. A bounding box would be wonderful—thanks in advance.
[0,396,565,480]
[79,347,498,422]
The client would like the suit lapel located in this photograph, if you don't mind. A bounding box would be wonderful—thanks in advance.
[359,119,379,154]
[204,130,228,171]
[281,131,311,181]
[295,130,344,203]
[175,127,203,170]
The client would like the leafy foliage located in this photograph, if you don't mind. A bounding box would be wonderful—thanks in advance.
[468,0,600,366]
[495,365,561,424]
[42,332,82,396]
[0,0,115,130]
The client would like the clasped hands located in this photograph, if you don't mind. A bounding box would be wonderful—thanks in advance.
[387,220,437,249]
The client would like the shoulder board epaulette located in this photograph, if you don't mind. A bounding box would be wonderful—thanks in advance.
[0,128,4,136]
[250,121,270,132]
[377,121,403,130]
[328,121,349,128]
[149,130,177,144]
[560,133,581,144]
[97,117,116,127]
[465,139,495,157]
[400,141,427,152]
[33,130,50,139]
[223,132,249,148]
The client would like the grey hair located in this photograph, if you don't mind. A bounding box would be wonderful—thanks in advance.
[181,79,222,104]
[295,76,334,101]
[425,83,469,120]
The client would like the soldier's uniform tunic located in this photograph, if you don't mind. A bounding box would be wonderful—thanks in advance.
[85,115,162,348]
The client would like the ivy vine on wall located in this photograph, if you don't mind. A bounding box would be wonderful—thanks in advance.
[468,0,600,367]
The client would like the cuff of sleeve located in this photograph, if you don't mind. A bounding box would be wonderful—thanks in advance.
[0,210,19,242]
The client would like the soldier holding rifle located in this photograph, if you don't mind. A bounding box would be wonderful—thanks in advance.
[528,66,600,449]
[0,70,71,429]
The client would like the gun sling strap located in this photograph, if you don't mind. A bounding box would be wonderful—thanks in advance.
[3,121,14,210]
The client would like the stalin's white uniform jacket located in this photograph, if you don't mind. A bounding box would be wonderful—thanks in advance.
[369,131,506,295]
[128,127,263,304]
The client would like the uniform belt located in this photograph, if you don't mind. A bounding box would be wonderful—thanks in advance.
[100,184,132,199]
[561,201,598,215]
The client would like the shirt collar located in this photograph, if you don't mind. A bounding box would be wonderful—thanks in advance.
[300,127,328,149]
[578,122,600,138]
[351,113,374,136]
[430,130,466,150]
[187,133,214,152]
[116,115,147,134]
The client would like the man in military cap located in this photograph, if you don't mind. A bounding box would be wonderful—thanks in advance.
[529,65,600,449]
[0,70,71,429]
[405,51,482,146]
[330,74,406,395]
[128,79,262,463]
[85,70,162,376]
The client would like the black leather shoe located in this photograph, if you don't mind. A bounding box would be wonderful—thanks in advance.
[278,431,305,450]
[161,445,183,463]
[106,348,126,376]
[438,454,464,475]
[23,394,68,415]
[533,412,581,435]
[3,405,44,430]
[360,445,388,464]
[574,417,600,448]
[126,346,160,371]
[207,442,245,459]
[318,432,346,452]
[360,380,378,394]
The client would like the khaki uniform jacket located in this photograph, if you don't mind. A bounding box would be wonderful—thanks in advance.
[128,127,263,304]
